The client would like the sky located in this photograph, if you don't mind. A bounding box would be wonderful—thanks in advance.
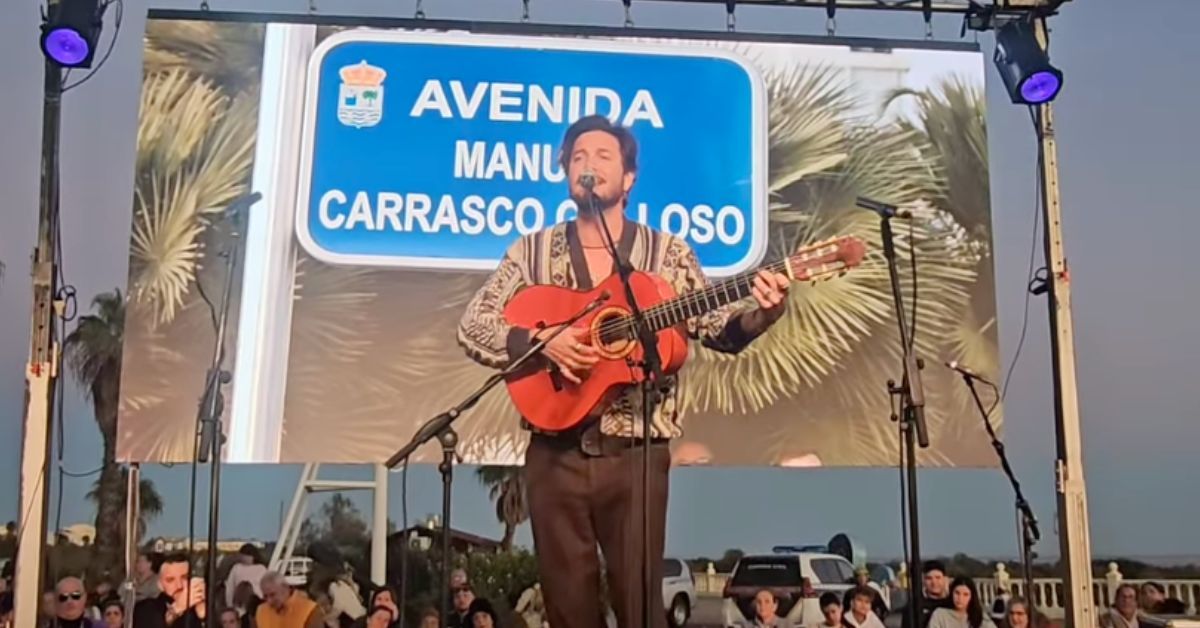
[2,0,1199,564]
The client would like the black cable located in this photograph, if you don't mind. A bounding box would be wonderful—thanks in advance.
[1000,106,1046,401]
[60,0,123,93]
[398,462,409,627]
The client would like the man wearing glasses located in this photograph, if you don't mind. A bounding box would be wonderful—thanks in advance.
[49,576,100,628]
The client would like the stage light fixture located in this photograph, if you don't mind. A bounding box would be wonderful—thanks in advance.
[993,19,1063,105]
[40,0,105,68]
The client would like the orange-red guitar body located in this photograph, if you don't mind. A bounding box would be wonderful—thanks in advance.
[502,272,689,432]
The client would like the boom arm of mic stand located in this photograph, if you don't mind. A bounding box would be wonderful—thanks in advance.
[879,214,929,447]
[384,292,609,468]
[961,374,1040,541]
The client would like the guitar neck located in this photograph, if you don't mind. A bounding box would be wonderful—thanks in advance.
[643,259,791,332]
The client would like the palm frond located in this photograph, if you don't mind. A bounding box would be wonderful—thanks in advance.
[143,21,266,94]
[129,70,256,325]
[64,290,125,399]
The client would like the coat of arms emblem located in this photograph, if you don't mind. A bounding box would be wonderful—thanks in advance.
[337,61,386,128]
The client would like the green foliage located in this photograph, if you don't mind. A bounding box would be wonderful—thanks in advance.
[298,494,372,578]
[457,549,540,610]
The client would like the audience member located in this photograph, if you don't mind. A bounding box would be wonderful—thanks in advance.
[1002,597,1049,628]
[902,561,954,628]
[364,606,394,628]
[447,584,476,628]
[419,608,441,628]
[49,576,100,628]
[219,607,241,628]
[100,601,123,628]
[230,581,260,628]
[255,571,323,628]
[225,545,268,608]
[134,552,163,602]
[468,597,498,628]
[741,589,791,627]
[843,568,888,620]
[1100,584,1141,628]
[927,577,995,628]
[514,583,544,628]
[132,552,206,627]
[819,592,847,628]
[844,587,886,628]
[324,573,366,626]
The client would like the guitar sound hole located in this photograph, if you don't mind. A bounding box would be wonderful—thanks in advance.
[596,315,636,349]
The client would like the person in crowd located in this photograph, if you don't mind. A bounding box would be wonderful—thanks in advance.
[419,608,441,628]
[225,544,268,608]
[1139,581,1186,614]
[42,589,60,626]
[819,592,847,628]
[927,578,994,628]
[515,582,545,628]
[88,581,117,621]
[447,584,477,628]
[230,581,260,628]
[100,601,124,628]
[844,587,886,628]
[364,605,395,628]
[48,577,100,628]
[358,587,398,628]
[1002,597,1049,628]
[323,573,366,627]
[468,597,499,628]
[255,571,323,628]
[134,552,163,602]
[219,607,243,628]
[740,589,790,627]
[1100,584,1142,628]
[843,567,888,620]
[133,553,206,627]
[902,561,954,628]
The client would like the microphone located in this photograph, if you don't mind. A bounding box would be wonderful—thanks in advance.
[944,360,991,382]
[856,196,912,219]
[579,169,597,190]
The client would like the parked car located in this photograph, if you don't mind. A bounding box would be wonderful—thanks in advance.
[722,552,858,627]
[664,557,697,627]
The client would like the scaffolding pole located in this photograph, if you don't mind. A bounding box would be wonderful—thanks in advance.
[14,53,63,627]
[1035,20,1094,628]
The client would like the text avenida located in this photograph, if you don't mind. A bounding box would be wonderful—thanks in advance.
[316,79,748,246]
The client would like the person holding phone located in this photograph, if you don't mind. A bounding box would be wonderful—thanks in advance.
[133,553,206,627]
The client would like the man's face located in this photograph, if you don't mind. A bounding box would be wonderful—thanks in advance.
[55,577,87,621]
[453,587,475,612]
[753,591,778,620]
[263,580,290,611]
[220,609,241,628]
[1116,586,1138,617]
[159,561,190,598]
[566,130,635,212]
[420,614,440,628]
[924,569,947,598]
[136,555,153,578]
[823,602,844,626]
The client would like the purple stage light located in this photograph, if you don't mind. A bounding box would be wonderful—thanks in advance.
[43,27,90,66]
[1021,71,1062,105]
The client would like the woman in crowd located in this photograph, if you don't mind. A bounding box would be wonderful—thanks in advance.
[100,601,123,628]
[928,577,996,628]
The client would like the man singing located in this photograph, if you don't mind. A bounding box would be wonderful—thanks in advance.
[457,115,789,628]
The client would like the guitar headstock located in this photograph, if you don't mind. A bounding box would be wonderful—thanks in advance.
[784,235,867,282]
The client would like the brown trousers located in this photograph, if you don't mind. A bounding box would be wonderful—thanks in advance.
[525,430,670,628]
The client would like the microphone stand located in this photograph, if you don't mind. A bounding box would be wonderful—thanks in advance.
[588,189,664,628]
[192,192,260,626]
[859,197,929,628]
[960,373,1040,605]
[385,292,610,625]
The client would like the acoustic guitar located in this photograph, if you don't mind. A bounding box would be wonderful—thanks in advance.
[502,235,867,431]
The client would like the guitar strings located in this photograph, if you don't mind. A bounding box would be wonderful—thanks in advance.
[593,258,795,339]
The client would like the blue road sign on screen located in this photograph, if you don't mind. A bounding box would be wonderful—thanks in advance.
[296,31,768,275]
